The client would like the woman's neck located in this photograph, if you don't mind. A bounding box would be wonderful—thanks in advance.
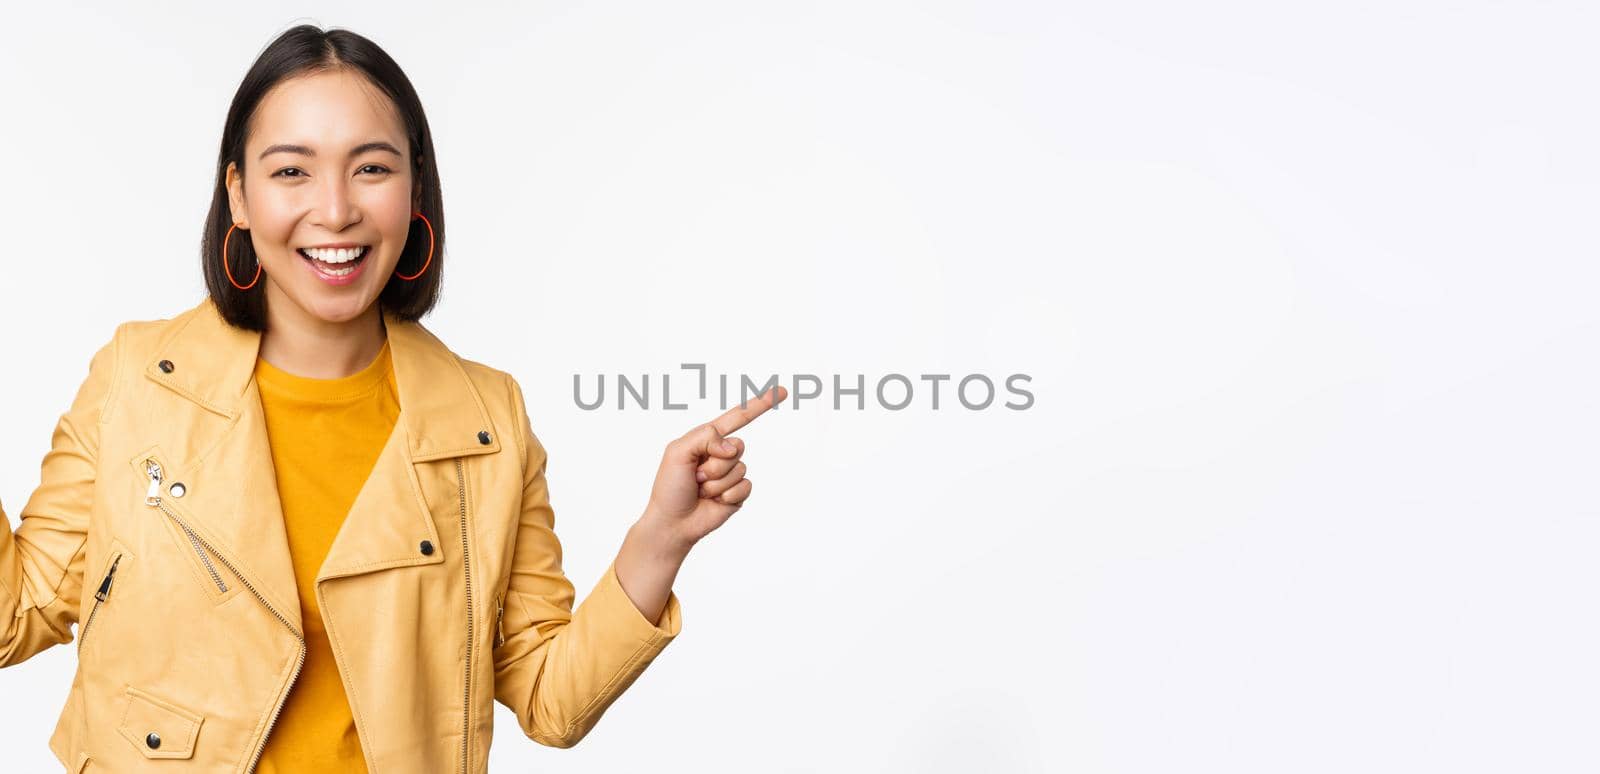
[258,295,388,380]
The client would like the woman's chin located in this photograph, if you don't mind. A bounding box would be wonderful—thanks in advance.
[311,295,379,324]
[279,285,380,325]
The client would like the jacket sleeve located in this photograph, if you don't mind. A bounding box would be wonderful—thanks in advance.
[491,373,683,748]
[0,325,122,667]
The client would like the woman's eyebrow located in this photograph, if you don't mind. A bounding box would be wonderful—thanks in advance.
[259,141,403,160]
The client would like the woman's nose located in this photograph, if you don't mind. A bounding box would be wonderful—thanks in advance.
[313,177,360,228]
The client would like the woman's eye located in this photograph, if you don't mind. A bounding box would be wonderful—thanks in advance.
[360,164,392,175]
[272,167,305,178]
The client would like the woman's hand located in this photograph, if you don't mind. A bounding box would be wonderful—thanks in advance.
[641,385,787,554]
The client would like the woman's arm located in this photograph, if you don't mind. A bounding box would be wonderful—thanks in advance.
[490,375,781,748]
[0,327,122,667]
[491,375,684,749]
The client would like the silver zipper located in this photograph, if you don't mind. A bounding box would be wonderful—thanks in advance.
[456,457,474,774]
[146,460,227,593]
[142,457,305,773]
[77,554,121,653]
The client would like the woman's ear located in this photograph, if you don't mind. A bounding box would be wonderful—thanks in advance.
[225,161,249,227]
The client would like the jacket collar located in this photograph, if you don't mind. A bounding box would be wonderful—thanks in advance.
[143,297,502,461]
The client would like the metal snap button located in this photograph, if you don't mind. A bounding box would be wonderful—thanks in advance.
[420,540,434,556]
[478,430,492,445]
[146,732,161,749]
[158,360,174,374]
[169,482,187,498]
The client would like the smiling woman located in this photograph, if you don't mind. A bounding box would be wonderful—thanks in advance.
[1,21,781,774]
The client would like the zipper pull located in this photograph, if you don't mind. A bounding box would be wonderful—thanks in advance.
[144,458,163,505]
[95,556,121,602]
[495,593,506,647]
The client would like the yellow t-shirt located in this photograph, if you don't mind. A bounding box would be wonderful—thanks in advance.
[253,338,398,773]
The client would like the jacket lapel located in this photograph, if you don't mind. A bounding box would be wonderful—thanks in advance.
[314,313,502,582]
[140,297,504,629]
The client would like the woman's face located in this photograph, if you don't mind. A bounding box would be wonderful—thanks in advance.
[225,69,420,326]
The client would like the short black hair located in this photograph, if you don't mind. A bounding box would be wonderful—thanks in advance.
[202,24,445,331]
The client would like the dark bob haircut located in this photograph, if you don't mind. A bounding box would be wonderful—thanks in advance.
[202,24,445,331]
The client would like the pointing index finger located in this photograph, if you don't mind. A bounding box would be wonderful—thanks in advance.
[711,385,788,436]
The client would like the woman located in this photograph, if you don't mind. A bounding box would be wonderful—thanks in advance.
[0,24,783,773]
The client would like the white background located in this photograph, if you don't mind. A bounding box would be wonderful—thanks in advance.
[2,2,1597,772]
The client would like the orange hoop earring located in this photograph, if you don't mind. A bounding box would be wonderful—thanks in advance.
[396,211,434,281]
[222,222,261,291]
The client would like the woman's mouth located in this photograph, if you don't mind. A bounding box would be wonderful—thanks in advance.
[298,245,371,285]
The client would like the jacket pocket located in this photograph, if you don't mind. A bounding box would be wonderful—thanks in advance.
[116,686,204,760]
[77,540,128,654]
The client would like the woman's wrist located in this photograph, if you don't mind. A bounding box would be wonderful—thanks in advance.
[612,513,692,628]
[631,507,696,564]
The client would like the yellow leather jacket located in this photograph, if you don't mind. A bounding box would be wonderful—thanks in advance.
[0,297,683,772]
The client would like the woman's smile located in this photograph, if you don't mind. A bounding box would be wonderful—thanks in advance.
[297,244,372,285]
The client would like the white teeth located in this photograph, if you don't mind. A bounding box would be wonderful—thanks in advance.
[301,246,370,263]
